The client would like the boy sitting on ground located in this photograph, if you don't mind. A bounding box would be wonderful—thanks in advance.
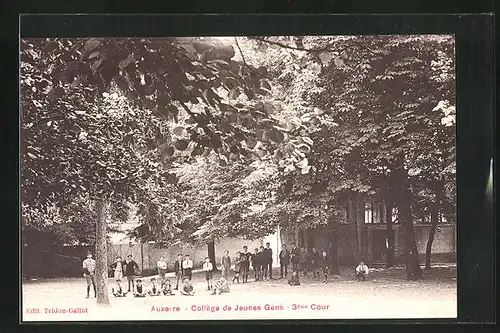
[211,275,230,295]
[180,277,195,296]
[133,279,146,297]
[147,277,161,296]
[111,279,127,297]
[355,261,370,281]
[162,278,174,295]
[288,270,301,286]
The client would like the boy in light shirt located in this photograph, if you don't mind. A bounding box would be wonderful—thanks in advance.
[203,257,214,291]
[82,252,96,298]
[355,261,370,281]
[182,254,194,280]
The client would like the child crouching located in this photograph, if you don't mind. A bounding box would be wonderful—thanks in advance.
[162,279,174,295]
[288,271,300,286]
[112,279,127,297]
[180,277,195,296]
[211,275,230,295]
[147,278,161,296]
[133,279,146,297]
[355,261,370,281]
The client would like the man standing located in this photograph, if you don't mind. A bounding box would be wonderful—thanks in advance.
[279,244,290,279]
[82,252,96,298]
[124,254,139,293]
[290,243,300,271]
[240,246,251,283]
[182,254,194,280]
[173,254,184,290]
[264,242,273,280]
[221,250,231,280]
[157,255,168,288]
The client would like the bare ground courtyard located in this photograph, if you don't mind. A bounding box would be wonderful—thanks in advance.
[22,264,457,321]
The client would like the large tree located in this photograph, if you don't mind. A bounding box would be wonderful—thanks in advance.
[21,37,317,303]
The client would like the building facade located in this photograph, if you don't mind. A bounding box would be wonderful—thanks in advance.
[279,196,456,265]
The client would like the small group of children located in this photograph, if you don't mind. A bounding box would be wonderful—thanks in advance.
[112,277,175,297]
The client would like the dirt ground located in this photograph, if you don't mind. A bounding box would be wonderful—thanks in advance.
[22,264,457,321]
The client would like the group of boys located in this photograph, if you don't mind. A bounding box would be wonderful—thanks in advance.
[82,244,371,298]
[220,243,274,284]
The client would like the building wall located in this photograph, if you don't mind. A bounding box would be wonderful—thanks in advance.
[279,223,455,265]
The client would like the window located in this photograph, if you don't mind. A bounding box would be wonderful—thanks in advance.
[340,204,350,224]
[373,203,382,223]
[364,200,383,224]
[364,202,373,224]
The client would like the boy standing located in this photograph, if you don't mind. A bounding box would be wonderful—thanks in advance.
[109,256,124,282]
[124,254,139,293]
[240,246,250,283]
[320,251,329,283]
[257,246,265,280]
[82,252,96,298]
[309,248,320,278]
[157,255,168,287]
[182,254,194,280]
[221,250,231,280]
[173,254,183,290]
[203,257,214,290]
[279,244,290,279]
[263,242,273,280]
[252,248,260,281]
[355,261,370,281]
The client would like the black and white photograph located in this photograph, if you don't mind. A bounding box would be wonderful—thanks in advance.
[21,33,457,321]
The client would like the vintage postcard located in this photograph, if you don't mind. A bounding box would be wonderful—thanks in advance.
[20,33,457,321]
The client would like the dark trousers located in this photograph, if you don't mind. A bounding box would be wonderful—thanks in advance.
[184,268,192,280]
[266,262,273,279]
[126,275,135,292]
[291,261,298,271]
[175,272,182,288]
[280,263,288,277]
[356,271,366,281]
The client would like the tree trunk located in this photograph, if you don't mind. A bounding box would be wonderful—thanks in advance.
[95,198,109,305]
[207,240,219,272]
[425,181,444,269]
[393,167,422,280]
[385,198,395,268]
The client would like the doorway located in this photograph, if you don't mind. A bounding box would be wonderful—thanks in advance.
[372,229,394,263]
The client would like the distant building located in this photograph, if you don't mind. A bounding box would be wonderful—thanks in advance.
[278,195,456,265]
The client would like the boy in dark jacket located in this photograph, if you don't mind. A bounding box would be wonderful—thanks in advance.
[309,248,320,278]
[221,250,231,280]
[173,254,183,290]
[252,248,261,281]
[263,242,273,280]
[279,244,290,279]
[124,255,139,292]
